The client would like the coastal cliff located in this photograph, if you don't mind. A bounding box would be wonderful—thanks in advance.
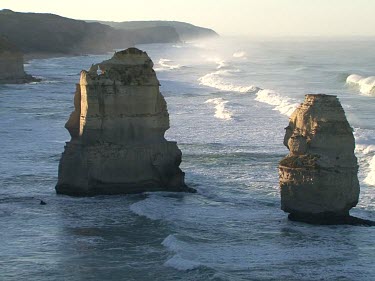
[278,94,370,225]
[0,9,180,56]
[56,48,192,196]
[0,36,39,84]
[96,20,219,41]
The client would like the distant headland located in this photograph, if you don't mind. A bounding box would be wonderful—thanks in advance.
[0,9,218,58]
[89,20,219,41]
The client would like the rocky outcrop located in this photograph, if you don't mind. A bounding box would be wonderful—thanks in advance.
[278,94,372,225]
[0,36,39,84]
[56,48,193,196]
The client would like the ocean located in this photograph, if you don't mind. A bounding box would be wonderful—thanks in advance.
[0,37,374,280]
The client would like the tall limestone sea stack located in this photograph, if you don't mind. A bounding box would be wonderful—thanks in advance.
[279,94,373,225]
[0,36,39,84]
[56,48,193,195]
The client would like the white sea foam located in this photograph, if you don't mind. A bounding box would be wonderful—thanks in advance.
[346,74,375,96]
[154,58,181,71]
[255,89,299,117]
[199,66,298,116]
[198,69,259,93]
[354,128,375,186]
[233,51,247,58]
[365,156,375,186]
[205,98,233,120]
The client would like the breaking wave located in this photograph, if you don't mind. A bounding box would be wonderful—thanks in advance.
[354,128,375,186]
[205,98,233,120]
[198,67,299,117]
[198,69,259,93]
[365,156,375,186]
[154,58,181,71]
[346,74,375,96]
[255,89,300,117]
[162,235,203,271]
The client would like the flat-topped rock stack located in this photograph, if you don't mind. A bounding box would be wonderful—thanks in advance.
[278,94,373,225]
[0,36,39,84]
[56,48,192,195]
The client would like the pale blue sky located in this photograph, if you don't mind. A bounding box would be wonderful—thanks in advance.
[1,0,375,37]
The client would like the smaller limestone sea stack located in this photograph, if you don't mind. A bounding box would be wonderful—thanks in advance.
[0,36,39,84]
[279,94,373,225]
[56,48,193,196]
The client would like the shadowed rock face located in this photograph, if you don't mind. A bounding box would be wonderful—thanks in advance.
[0,36,40,84]
[56,48,192,196]
[279,94,361,224]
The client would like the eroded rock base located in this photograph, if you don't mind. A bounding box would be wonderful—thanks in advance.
[56,141,195,196]
[288,213,375,226]
[0,74,40,84]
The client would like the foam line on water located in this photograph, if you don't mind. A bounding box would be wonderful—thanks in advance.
[346,74,375,96]
[198,64,299,117]
[198,69,259,93]
[205,98,233,120]
[160,234,346,273]
[199,71,298,117]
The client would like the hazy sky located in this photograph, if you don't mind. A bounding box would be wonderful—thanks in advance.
[1,0,375,37]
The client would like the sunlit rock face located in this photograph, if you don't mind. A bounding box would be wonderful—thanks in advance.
[56,48,192,195]
[279,94,360,222]
[0,36,39,84]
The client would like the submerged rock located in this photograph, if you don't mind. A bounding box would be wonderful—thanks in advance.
[278,94,369,225]
[0,36,40,84]
[56,48,193,196]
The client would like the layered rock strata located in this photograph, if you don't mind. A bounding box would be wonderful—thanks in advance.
[56,48,192,195]
[0,36,39,84]
[278,94,373,225]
